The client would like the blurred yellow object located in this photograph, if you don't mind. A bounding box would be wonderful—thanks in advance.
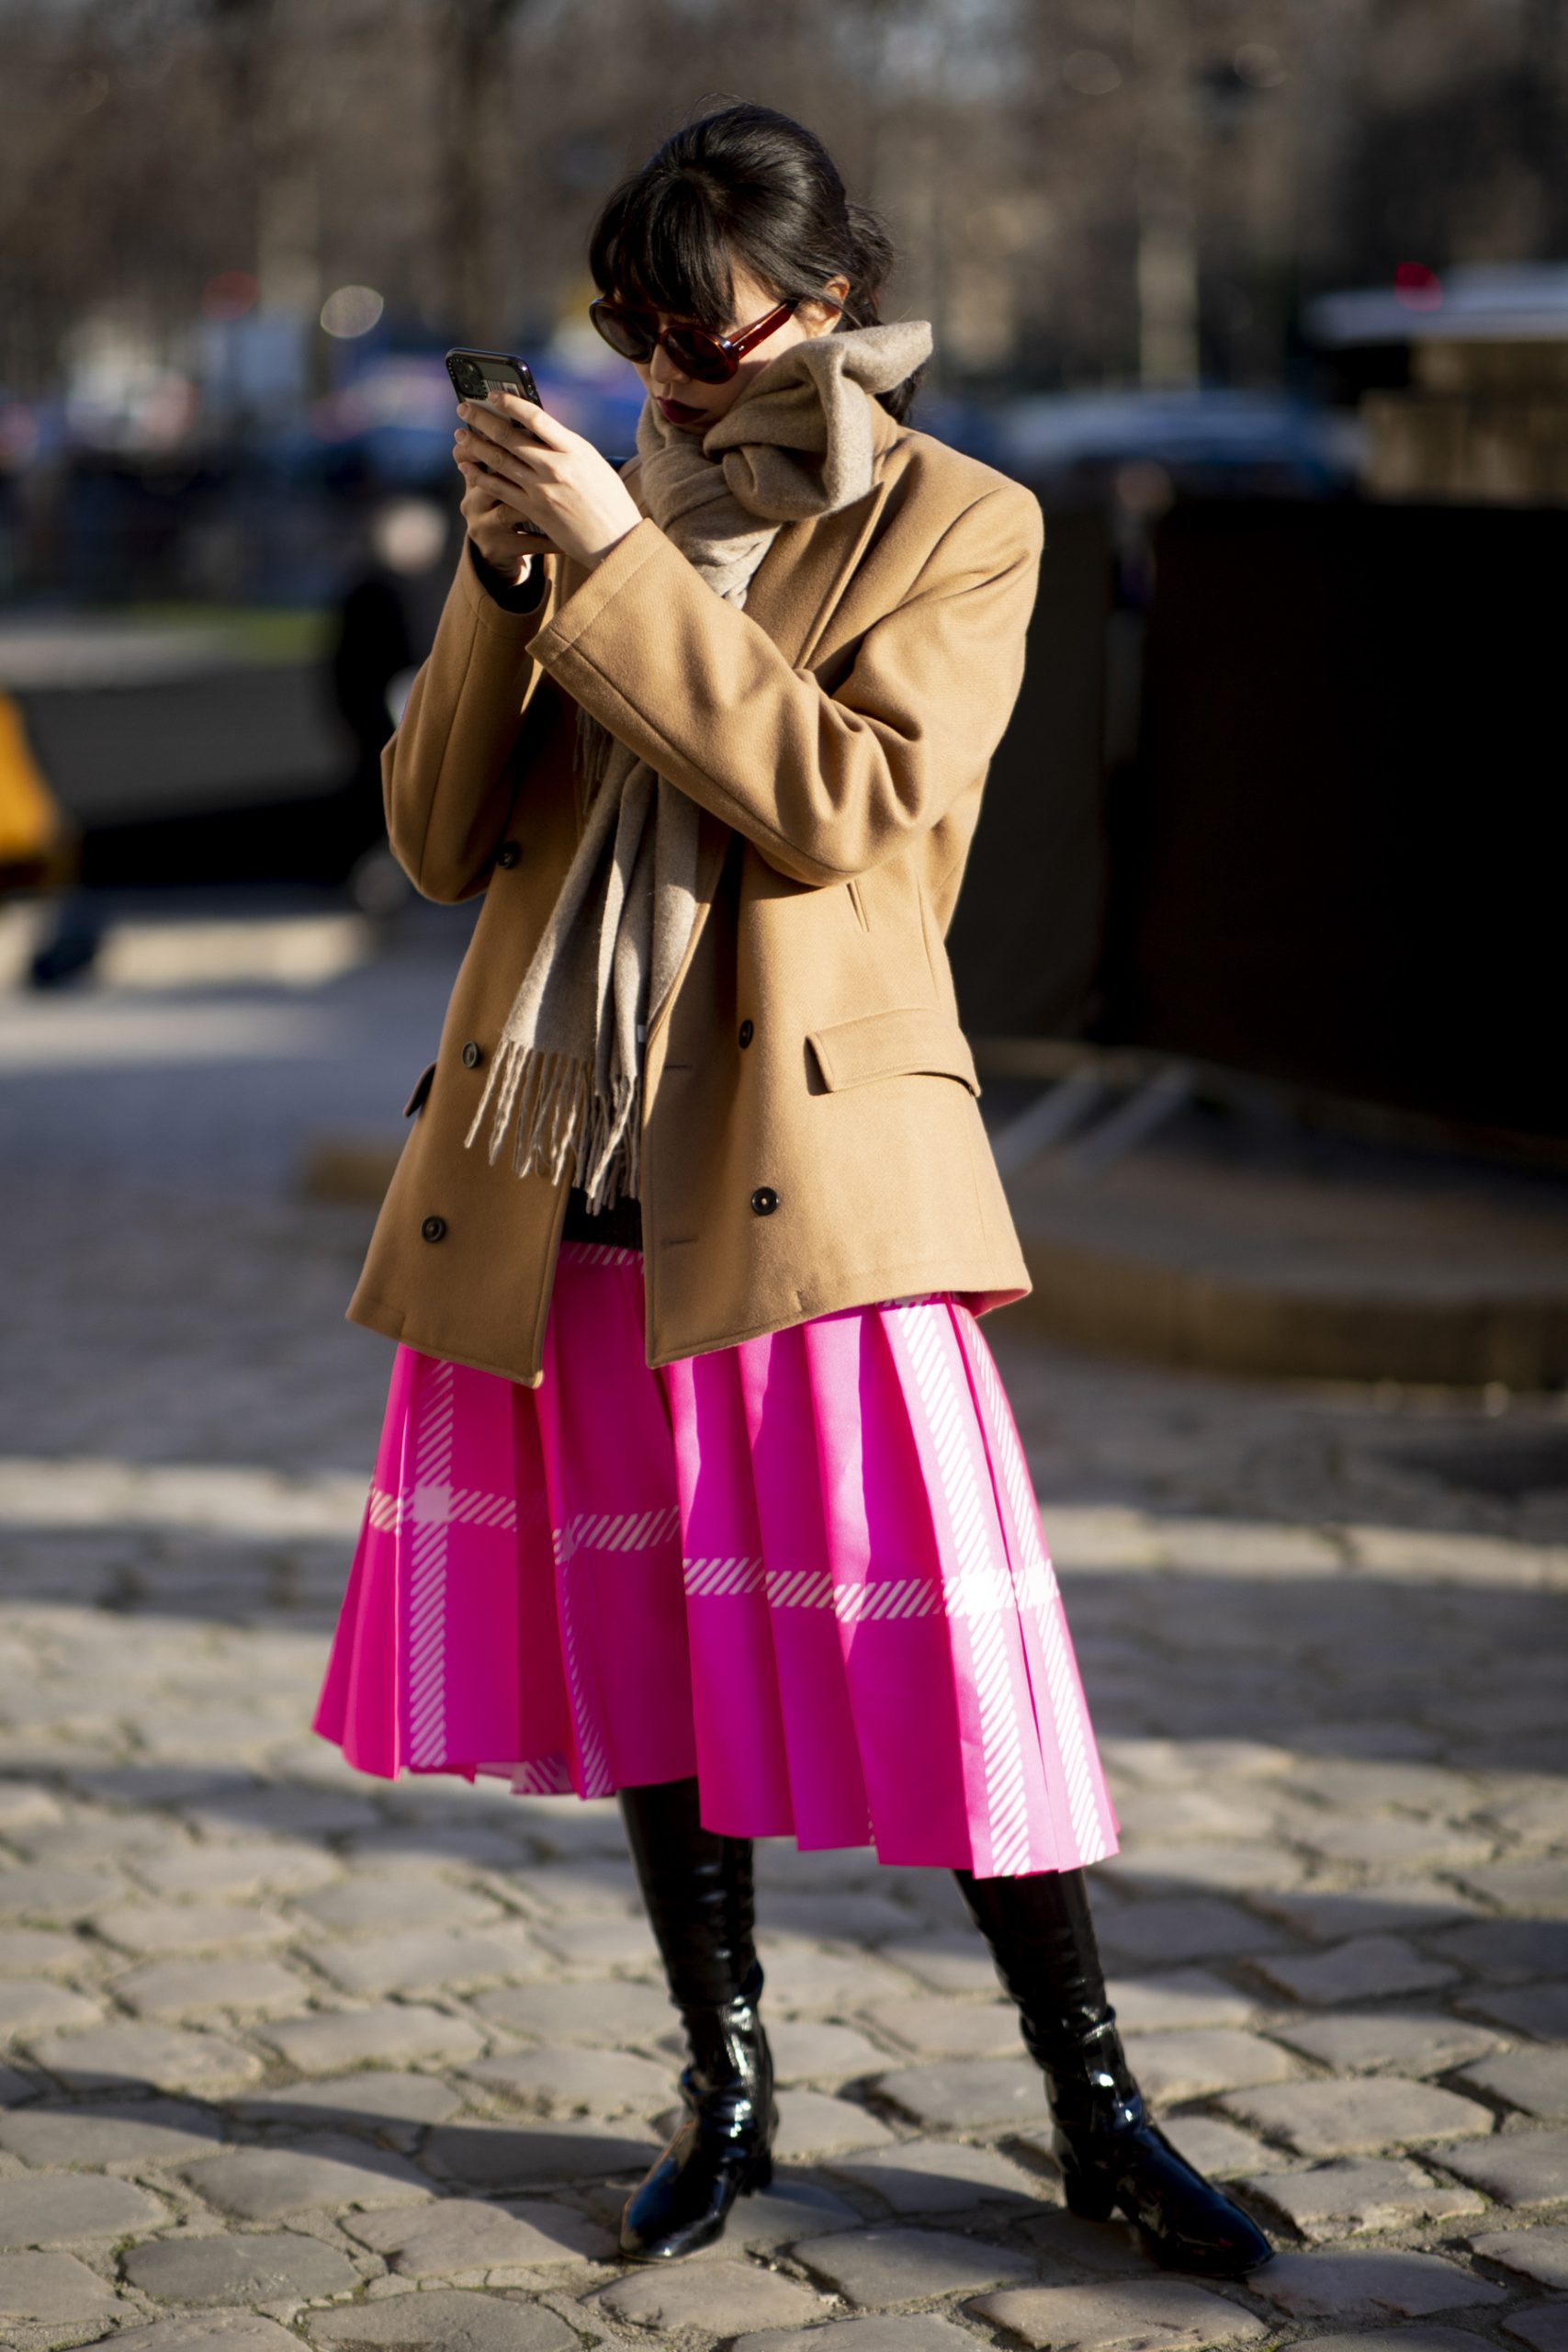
[0,693,76,888]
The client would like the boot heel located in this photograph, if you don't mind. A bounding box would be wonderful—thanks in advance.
[741,2149,773,2195]
[1061,2162,1117,2222]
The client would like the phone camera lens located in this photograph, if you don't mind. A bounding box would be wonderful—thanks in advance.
[456,362,482,396]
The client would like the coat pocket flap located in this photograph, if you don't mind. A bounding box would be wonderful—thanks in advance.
[807,1008,981,1096]
[402,1060,437,1118]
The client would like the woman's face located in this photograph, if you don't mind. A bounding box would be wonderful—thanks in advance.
[626,257,853,434]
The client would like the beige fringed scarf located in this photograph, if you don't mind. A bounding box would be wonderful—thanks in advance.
[463,315,934,1212]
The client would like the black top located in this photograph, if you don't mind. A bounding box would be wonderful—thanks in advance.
[560,1186,644,1252]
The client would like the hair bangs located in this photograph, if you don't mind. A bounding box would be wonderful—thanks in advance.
[590,171,739,326]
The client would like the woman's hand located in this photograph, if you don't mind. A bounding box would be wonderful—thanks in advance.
[455,393,643,573]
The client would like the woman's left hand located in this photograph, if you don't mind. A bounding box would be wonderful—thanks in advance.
[454,393,643,571]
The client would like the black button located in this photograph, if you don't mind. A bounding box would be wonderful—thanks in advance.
[738,1019,754,1049]
[461,1040,482,1069]
[495,841,521,868]
[421,1215,447,1242]
[750,1186,779,1217]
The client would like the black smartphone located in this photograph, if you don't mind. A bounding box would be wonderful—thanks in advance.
[445,347,543,411]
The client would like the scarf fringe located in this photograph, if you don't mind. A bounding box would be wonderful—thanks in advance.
[464,1038,640,1214]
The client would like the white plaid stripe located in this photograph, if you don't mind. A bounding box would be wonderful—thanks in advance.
[405,1360,455,1770]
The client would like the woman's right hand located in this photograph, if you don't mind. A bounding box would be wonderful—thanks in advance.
[455,442,554,588]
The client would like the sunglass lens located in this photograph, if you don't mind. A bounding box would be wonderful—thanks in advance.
[665,327,732,382]
[592,305,654,361]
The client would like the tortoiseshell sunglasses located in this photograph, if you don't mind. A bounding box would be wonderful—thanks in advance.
[588,292,847,382]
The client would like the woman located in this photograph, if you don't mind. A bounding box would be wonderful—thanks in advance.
[313,102,1271,2280]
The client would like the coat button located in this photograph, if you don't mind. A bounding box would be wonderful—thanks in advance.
[738,1019,754,1048]
[461,1040,482,1069]
[494,841,521,868]
[421,1215,447,1242]
[750,1186,779,1216]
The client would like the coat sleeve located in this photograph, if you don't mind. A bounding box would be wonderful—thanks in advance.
[381,541,556,903]
[525,481,1044,886]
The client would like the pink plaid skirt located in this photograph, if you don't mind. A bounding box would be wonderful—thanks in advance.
[313,1242,1118,1876]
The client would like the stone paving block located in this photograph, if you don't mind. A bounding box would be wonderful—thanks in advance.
[1121,2029,1295,2104]
[1301,1816,1495,1871]
[26,2018,264,2094]
[1107,1972,1256,2034]
[96,1901,293,1957]
[305,2289,574,2350]
[0,2170,168,2247]
[763,2018,886,2082]
[0,2248,128,2327]
[1456,1860,1568,1916]
[307,1928,544,1996]
[1502,2308,1568,2352]
[1243,2156,1484,2242]
[1255,1935,1461,2007]
[969,2278,1266,2349]
[526,1915,656,1967]
[1457,2049,1568,2120]
[1255,1884,1474,1941]
[773,2086,894,2158]
[1472,2229,1568,2289]
[1432,1919,1568,1981]
[870,1995,1020,2059]
[870,1936,1003,1996]
[1440,2129,1568,2207]
[1219,2077,1492,2156]
[1280,2332,1489,2352]
[0,2098,225,2167]
[0,1864,123,1919]
[1253,2247,1507,2320]
[737,2319,977,2352]
[827,2135,1043,2214]
[1094,1897,1286,1967]
[795,2224,1038,2306]
[122,2230,361,2304]
[114,1957,310,2020]
[1266,2012,1504,2076]
[464,2046,672,2116]
[760,1892,917,1945]
[1468,1985,1568,2042]
[181,2138,434,2221]
[89,2315,299,2352]
[516,1857,640,1916]
[472,1978,674,2047]
[1102,1841,1310,1896]
[256,2004,484,2074]
[239,2072,464,2131]
[871,2054,1042,2130]
[1158,2117,1267,2180]
[0,1978,100,2035]
[724,2175,865,2251]
[1016,2208,1152,2276]
[345,2197,615,2273]
[590,2256,826,2332]
[133,1842,341,1901]
[420,2117,661,2192]
[0,1928,85,1976]
[763,1943,919,2010]
[294,1879,507,1935]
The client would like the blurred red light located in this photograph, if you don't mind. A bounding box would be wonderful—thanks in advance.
[1393,263,1443,312]
[201,271,259,322]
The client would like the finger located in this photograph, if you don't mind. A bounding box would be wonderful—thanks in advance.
[457,430,539,491]
[486,390,573,447]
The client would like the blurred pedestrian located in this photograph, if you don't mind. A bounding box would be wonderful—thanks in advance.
[326,495,451,910]
[311,102,1272,2279]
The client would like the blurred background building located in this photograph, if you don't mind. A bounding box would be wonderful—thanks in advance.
[2,0,1565,1385]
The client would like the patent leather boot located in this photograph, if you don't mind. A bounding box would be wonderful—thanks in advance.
[617,1777,777,2261]
[954,1865,1273,2278]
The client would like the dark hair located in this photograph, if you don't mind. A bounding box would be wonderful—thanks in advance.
[588,101,925,424]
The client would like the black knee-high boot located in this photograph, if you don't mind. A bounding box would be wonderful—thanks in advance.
[954,1865,1273,2278]
[616,1776,777,2260]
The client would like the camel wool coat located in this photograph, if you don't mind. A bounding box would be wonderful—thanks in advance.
[345,390,1043,1385]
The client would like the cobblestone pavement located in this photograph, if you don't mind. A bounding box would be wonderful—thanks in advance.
[0,918,1565,2352]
